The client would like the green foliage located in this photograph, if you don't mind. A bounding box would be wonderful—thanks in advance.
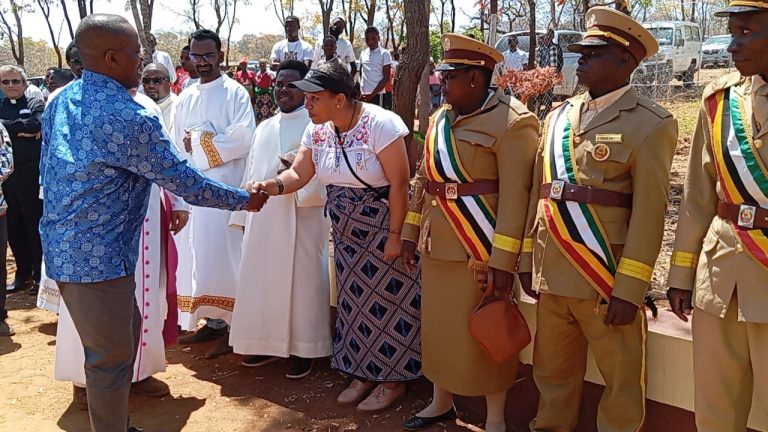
[462,27,483,41]
[429,29,443,62]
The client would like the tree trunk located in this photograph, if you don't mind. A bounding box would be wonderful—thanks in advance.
[12,0,24,66]
[60,0,75,39]
[417,66,429,135]
[0,3,22,66]
[319,0,334,37]
[393,0,429,175]
[38,0,63,68]
[225,0,239,67]
[527,0,536,69]
[77,0,87,18]
[129,0,151,64]
[449,0,455,32]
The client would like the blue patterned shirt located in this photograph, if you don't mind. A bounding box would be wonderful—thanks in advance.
[41,70,250,283]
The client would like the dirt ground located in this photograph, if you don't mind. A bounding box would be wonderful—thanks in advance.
[0,68,725,432]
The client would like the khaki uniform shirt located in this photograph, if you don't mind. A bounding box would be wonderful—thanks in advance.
[668,73,768,323]
[402,90,540,273]
[519,87,678,306]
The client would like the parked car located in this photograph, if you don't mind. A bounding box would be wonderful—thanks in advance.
[634,21,701,86]
[494,29,584,97]
[701,35,732,68]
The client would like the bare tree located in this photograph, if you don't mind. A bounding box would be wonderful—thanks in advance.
[223,0,249,66]
[272,0,295,25]
[0,0,26,66]
[182,0,203,29]
[77,0,86,17]
[37,0,63,67]
[211,0,229,34]
[358,0,376,27]
[128,0,154,61]
[318,0,335,36]
[340,0,359,45]
[60,0,75,39]
[527,0,535,69]
[383,0,405,51]
[392,0,429,175]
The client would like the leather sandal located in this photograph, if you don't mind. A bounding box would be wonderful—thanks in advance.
[336,379,374,407]
[355,383,406,414]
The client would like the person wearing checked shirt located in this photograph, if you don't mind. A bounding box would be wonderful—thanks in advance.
[666,1,768,431]
[518,7,678,432]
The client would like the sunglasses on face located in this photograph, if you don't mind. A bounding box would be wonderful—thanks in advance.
[189,52,218,63]
[70,57,83,65]
[142,77,167,85]
[1,79,22,85]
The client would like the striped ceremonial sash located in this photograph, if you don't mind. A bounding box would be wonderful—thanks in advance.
[424,107,497,266]
[708,87,768,268]
[542,103,617,301]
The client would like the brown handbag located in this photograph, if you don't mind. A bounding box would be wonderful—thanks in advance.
[468,271,532,364]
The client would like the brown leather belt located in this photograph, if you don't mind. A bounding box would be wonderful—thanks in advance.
[426,180,499,199]
[540,181,633,208]
[717,201,768,229]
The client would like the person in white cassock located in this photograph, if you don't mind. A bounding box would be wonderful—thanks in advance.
[172,29,256,359]
[141,63,177,129]
[53,88,189,409]
[229,60,331,379]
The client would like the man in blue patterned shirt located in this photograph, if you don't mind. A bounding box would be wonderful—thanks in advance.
[41,14,264,432]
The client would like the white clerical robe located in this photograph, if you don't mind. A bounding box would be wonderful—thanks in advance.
[229,107,331,358]
[157,92,177,131]
[51,93,187,385]
[171,74,255,329]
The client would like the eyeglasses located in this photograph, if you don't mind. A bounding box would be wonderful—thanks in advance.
[189,52,218,63]
[0,79,22,86]
[142,77,168,85]
[70,57,83,65]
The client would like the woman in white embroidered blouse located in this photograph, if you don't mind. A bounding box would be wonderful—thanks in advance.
[248,62,422,414]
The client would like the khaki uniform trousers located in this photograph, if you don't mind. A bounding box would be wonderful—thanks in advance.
[693,296,768,432]
[530,293,647,432]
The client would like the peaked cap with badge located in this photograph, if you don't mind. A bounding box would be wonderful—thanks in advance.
[715,0,768,15]
[435,33,504,72]
[568,6,659,63]
[520,6,678,431]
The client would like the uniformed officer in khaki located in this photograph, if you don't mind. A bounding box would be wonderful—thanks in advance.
[400,33,539,432]
[667,2,768,431]
[518,7,678,432]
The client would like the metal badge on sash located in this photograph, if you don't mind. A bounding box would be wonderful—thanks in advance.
[592,143,611,161]
[445,183,459,200]
[550,179,565,200]
[738,204,757,229]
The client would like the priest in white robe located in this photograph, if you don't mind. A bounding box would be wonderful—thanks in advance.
[141,63,178,130]
[229,60,331,379]
[172,29,255,359]
[51,89,189,407]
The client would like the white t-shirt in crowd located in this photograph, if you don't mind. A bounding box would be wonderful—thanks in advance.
[302,103,408,188]
[271,39,314,63]
[152,50,177,83]
[360,46,392,95]
[503,48,528,71]
[313,37,356,68]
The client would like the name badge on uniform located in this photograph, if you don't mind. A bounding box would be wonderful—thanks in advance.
[595,134,623,143]
[550,179,565,200]
[738,204,756,229]
[592,143,611,161]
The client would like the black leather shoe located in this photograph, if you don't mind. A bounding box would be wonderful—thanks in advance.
[6,280,34,294]
[128,427,144,432]
[403,409,456,431]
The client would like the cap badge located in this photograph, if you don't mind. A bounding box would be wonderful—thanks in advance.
[592,143,611,161]
[587,14,597,28]
[442,38,451,50]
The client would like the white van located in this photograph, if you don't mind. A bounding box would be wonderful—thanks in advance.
[494,30,584,97]
[636,21,701,85]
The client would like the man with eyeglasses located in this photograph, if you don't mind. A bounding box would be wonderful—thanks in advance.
[141,63,177,129]
[0,64,45,296]
[45,42,84,105]
[172,28,256,360]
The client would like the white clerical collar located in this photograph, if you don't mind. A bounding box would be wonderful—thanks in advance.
[584,84,631,114]
[198,74,225,89]
[279,106,306,118]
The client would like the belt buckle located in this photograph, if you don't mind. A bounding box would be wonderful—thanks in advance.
[738,204,756,229]
[445,183,459,200]
[549,180,565,200]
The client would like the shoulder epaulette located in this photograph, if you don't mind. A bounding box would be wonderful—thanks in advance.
[637,96,673,119]
[702,72,744,101]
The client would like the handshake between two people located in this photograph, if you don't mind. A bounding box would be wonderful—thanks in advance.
[244,179,273,212]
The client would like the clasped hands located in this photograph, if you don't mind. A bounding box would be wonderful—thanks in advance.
[244,180,271,212]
